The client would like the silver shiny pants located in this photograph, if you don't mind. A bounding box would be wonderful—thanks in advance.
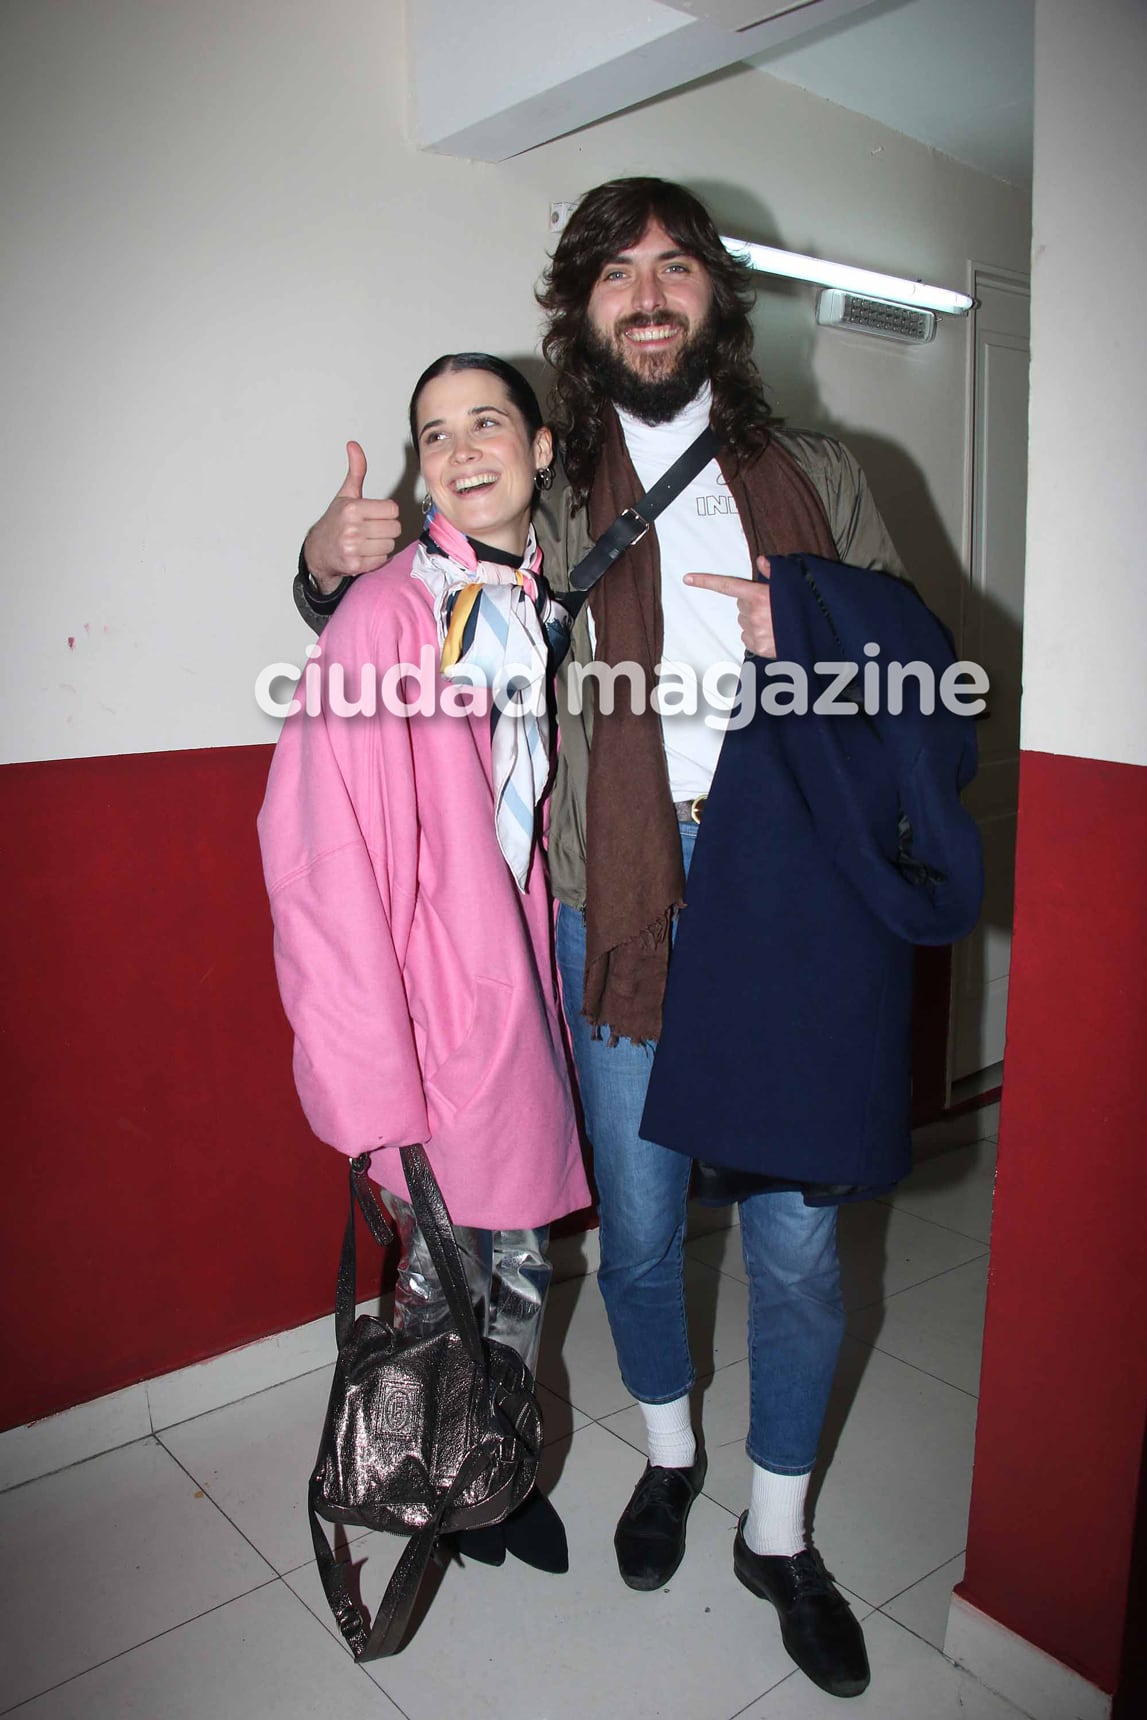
[384,1194,552,1374]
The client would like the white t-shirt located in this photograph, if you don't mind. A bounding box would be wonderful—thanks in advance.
[615,385,753,799]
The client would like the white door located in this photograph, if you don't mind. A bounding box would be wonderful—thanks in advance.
[951,267,1031,1079]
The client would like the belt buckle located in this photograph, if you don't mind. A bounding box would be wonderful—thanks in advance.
[689,796,706,824]
[619,507,651,547]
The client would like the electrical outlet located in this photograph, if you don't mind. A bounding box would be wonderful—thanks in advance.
[548,201,576,233]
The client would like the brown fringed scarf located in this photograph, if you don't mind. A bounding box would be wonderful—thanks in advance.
[582,407,838,1043]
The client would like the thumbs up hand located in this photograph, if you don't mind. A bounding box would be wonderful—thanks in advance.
[337,440,369,500]
[302,441,402,593]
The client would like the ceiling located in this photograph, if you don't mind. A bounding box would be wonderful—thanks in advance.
[748,0,1033,189]
[410,0,1033,187]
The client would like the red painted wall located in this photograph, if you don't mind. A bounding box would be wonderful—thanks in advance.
[960,749,1147,1693]
[0,743,595,1435]
[0,746,382,1432]
[0,738,972,1435]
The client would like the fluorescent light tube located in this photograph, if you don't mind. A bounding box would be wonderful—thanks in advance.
[722,236,974,316]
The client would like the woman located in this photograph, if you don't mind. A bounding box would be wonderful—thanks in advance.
[258,354,590,1571]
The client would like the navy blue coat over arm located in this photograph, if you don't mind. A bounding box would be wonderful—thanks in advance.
[639,555,984,1191]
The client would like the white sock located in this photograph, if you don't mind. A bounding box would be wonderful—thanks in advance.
[742,1464,809,1557]
[636,1395,696,1469]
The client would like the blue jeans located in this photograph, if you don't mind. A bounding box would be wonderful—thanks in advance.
[555,823,844,1474]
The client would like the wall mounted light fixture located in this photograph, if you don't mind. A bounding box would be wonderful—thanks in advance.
[721,236,974,316]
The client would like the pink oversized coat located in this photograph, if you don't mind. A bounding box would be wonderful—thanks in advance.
[257,544,590,1230]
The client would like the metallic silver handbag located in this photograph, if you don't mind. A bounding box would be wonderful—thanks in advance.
[308,1145,543,1659]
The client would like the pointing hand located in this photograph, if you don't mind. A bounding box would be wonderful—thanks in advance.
[684,557,776,657]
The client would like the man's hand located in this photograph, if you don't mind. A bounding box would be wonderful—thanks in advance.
[684,556,776,657]
[302,442,402,595]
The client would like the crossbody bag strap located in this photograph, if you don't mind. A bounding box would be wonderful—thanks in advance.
[566,423,722,599]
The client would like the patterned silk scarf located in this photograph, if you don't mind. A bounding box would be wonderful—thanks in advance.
[412,510,557,891]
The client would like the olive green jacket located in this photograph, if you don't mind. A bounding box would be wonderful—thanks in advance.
[534,430,904,910]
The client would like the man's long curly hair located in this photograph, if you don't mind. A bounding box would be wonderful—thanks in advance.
[537,178,778,506]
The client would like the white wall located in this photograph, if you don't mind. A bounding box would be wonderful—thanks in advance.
[2,0,1030,766]
[1019,0,1147,770]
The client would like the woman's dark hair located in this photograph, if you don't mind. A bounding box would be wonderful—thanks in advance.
[537,178,778,505]
[408,352,545,448]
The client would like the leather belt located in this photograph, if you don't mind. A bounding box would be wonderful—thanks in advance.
[674,796,707,825]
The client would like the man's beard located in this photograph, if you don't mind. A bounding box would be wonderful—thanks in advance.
[581,310,718,424]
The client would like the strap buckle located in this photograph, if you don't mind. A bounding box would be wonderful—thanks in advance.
[618,508,651,547]
[689,796,706,825]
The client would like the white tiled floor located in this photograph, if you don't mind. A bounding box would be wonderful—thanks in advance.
[1,1104,1028,1720]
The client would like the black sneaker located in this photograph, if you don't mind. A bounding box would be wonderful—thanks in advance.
[733,1514,870,1698]
[613,1451,707,1591]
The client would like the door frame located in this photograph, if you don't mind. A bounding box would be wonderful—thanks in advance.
[945,259,1032,1094]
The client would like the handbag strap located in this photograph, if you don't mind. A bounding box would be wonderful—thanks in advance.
[566,423,722,598]
[335,1155,394,1351]
[398,1143,485,1368]
[337,1148,486,1372]
[308,1442,495,1661]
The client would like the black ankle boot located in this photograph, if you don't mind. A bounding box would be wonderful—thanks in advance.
[452,1522,507,1566]
[503,1489,569,1574]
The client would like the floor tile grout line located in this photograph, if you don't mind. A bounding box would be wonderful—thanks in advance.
[877,1546,967,1610]
[1,1358,342,1501]
[0,1575,283,1717]
[683,1254,734,1289]
[275,1577,414,1720]
[873,1197,996,1247]
[872,1612,946,1659]
[591,1417,645,1456]
[843,1246,991,1316]
[842,1333,982,1401]
[359,1667,414,1720]
[700,1490,741,1523]
[156,1435,300,1579]
[278,1525,373,1583]
[872,1603,960,1659]
[278,1518,376,1581]
[682,1258,750,1290]
[149,1355,337,1440]
[0,1425,163,1498]
[727,1665,803,1717]
[847,1249,991,1316]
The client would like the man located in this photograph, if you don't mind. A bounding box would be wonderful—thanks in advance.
[296,179,904,1700]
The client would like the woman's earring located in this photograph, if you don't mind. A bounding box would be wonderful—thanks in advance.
[421,492,434,515]
[535,464,554,492]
